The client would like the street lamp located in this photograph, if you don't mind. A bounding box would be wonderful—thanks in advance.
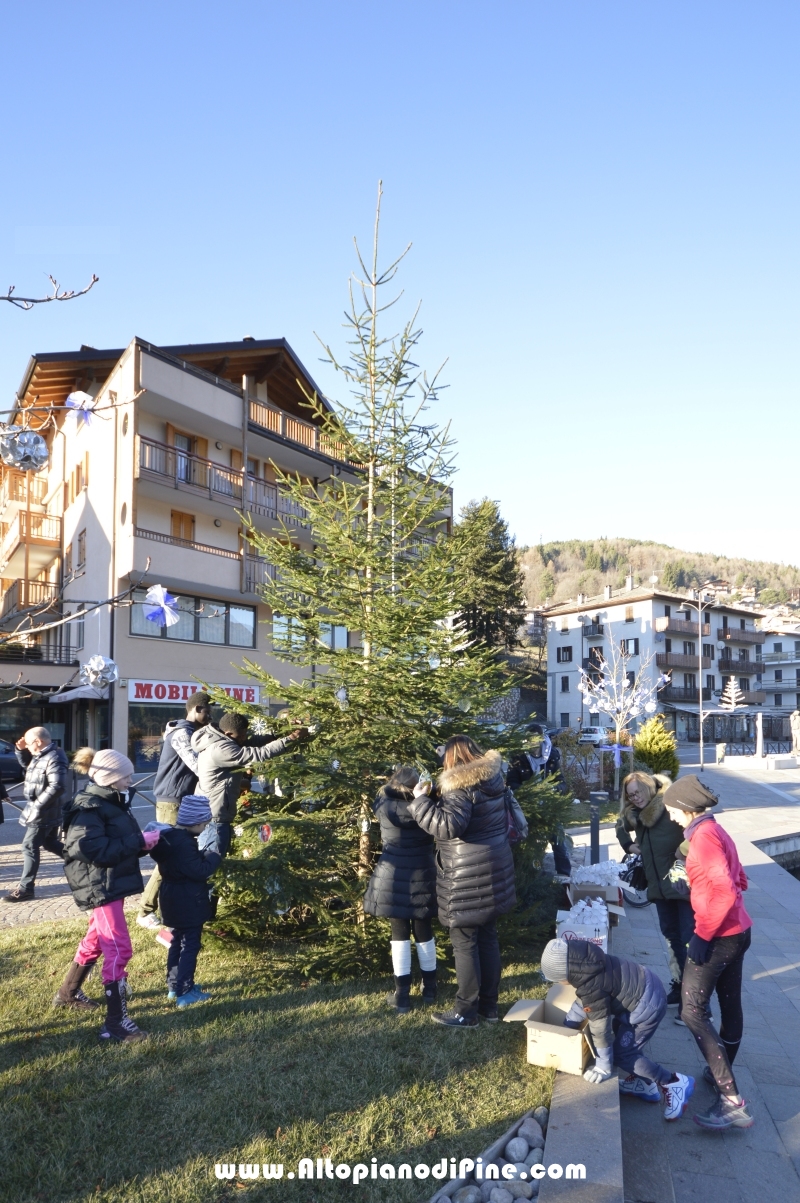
[695,585,716,772]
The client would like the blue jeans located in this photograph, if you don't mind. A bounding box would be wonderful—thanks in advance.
[19,822,63,892]
[167,926,203,996]
[198,820,231,858]
[612,974,669,1083]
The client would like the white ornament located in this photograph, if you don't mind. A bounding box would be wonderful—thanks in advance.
[79,655,119,690]
[0,429,49,471]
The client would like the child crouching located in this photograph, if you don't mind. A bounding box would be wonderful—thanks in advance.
[149,794,221,1008]
[541,937,695,1120]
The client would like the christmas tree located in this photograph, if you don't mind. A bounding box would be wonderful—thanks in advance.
[633,715,680,780]
[453,498,526,651]
[718,676,748,710]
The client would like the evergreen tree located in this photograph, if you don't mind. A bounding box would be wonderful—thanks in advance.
[453,497,526,651]
[633,716,680,780]
[660,561,678,590]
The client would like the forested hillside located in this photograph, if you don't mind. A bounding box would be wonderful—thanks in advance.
[520,538,800,608]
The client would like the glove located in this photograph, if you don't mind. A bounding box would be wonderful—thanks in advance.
[563,999,585,1030]
[583,1046,613,1084]
[141,830,161,850]
[688,935,711,964]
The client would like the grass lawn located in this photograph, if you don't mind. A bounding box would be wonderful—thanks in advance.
[565,797,620,829]
[0,921,553,1203]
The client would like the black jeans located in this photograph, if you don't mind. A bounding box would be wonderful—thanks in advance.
[390,917,434,942]
[20,821,63,892]
[449,919,501,1018]
[552,840,572,876]
[654,898,695,978]
[166,926,204,997]
[681,927,751,1096]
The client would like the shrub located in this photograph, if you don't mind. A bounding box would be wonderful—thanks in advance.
[633,716,680,780]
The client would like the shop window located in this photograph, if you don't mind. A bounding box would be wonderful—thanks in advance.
[130,589,255,648]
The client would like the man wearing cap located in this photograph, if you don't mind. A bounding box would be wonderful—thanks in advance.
[4,726,68,903]
[137,692,212,930]
[148,793,221,1007]
[663,776,754,1130]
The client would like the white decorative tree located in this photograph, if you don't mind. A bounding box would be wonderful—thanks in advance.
[718,676,748,710]
[577,639,660,796]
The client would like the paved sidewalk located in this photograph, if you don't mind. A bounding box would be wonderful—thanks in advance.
[567,761,800,1203]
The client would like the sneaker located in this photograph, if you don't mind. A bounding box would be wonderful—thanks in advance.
[155,928,174,948]
[136,913,161,931]
[175,985,211,1009]
[693,1094,754,1130]
[3,886,34,903]
[666,980,682,1006]
[431,1010,478,1028]
[619,1074,661,1103]
[674,1012,687,1026]
[661,1073,694,1120]
[168,983,202,1002]
[478,1007,499,1023]
[702,1065,720,1093]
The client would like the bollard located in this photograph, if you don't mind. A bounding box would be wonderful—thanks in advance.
[588,791,608,865]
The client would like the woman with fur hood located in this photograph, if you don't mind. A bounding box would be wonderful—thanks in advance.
[616,770,694,1007]
[409,736,517,1029]
[362,766,438,1014]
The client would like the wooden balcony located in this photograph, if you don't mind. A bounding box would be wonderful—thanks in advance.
[248,399,359,465]
[717,627,765,645]
[718,657,758,675]
[654,617,710,637]
[656,652,712,670]
[660,686,711,702]
[742,691,766,704]
[0,579,59,621]
[137,437,309,529]
[0,471,47,514]
[0,512,61,577]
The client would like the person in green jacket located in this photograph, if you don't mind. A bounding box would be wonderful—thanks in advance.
[616,771,694,1010]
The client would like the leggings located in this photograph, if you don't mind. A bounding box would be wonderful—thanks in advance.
[390,917,433,942]
[75,899,133,984]
[681,927,751,1096]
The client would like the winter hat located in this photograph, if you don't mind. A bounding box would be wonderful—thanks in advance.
[88,749,134,788]
[177,794,212,826]
[541,938,569,982]
[663,775,719,814]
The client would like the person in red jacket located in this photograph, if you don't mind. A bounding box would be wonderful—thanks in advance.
[663,776,753,1131]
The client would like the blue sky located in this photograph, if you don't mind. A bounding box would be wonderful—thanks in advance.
[1,2,798,564]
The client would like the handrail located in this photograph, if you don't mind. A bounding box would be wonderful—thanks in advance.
[133,527,241,559]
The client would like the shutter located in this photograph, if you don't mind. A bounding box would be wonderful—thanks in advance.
[195,437,208,459]
[166,422,176,446]
[230,449,243,472]
[83,451,89,488]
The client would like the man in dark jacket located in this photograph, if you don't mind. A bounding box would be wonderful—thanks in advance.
[137,692,212,930]
[541,938,694,1119]
[149,794,222,1007]
[4,727,67,902]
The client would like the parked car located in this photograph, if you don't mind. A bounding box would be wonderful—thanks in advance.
[578,726,613,747]
[0,739,24,785]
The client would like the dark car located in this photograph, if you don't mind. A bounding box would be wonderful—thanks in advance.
[0,739,25,786]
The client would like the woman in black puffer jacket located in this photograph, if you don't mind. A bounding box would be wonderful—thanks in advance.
[363,766,438,1014]
[409,736,517,1028]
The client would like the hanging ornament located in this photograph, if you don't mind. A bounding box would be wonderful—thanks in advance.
[457,697,471,712]
[241,848,252,859]
[0,429,49,472]
[233,826,245,838]
[65,390,96,428]
[331,759,340,771]
[79,655,119,690]
[644,701,658,713]
[143,584,180,627]
[250,717,270,736]
[335,686,349,711]
[259,823,273,844]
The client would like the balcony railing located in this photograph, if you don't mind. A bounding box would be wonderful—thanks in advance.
[660,686,712,702]
[244,555,277,594]
[0,512,61,572]
[0,471,48,512]
[248,399,359,465]
[134,527,241,560]
[718,656,758,674]
[762,649,800,664]
[742,691,766,704]
[0,579,59,621]
[656,652,712,670]
[717,627,765,645]
[582,622,604,638]
[654,617,710,637]
[138,437,309,528]
[0,643,77,665]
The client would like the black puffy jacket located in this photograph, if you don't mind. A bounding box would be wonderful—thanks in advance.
[62,784,147,910]
[149,827,221,928]
[616,789,688,902]
[408,749,516,928]
[362,784,436,920]
[566,939,650,1047]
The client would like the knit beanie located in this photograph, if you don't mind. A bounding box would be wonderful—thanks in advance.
[663,775,719,813]
[177,794,212,826]
[541,938,570,982]
[88,749,134,788]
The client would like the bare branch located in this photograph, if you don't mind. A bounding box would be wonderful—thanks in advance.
[2,274,99,311]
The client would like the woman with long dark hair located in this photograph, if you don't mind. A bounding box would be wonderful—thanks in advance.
[409,735,517,1028]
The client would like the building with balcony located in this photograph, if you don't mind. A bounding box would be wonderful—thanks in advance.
[545,581,765,742]
[0,336,412,762]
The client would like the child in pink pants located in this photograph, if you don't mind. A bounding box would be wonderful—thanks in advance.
[57,749,161,1042]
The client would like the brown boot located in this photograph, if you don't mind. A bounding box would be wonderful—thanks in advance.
[99,979,148,1043]
[53,960,99,1010]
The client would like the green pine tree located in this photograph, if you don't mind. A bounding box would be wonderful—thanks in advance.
[453,497,526,651]
[633,715,680,780]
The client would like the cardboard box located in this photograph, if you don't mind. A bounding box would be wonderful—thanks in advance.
[567,882,623,908]
[504,983,592,1075]
[556,909,609,953]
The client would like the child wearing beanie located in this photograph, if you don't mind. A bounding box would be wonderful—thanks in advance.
[58,749,160,1042]
[148,794,221,1007]
[541,937,694,1121]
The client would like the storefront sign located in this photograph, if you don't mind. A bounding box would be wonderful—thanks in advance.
[127,680,260,704]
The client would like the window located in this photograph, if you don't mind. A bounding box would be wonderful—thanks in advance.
[706,675,715,692]
[272,614,305,650]
[589,712,599,724]
[775,694,783,707]
[247,458,259,477]
[795,641,800,654]
[560,675,570,693]
[684,674,696,691]
[621,638,639,655]
[556,646,573,663]
[740,619,746,630]
[130,589,255,647]
[77,529,86,567]
[560,618,569,633]
[722,615,728,629]
[738,648,750,662]
[625,606,634,623]
[320,623,348,651]
[664,638,672,652]
[703,645,714,660]
[173,432,193,483]
[626,671,636,688]
[775,670,783,682]
[739,678,750,692]
[64,543,73,578]
[774,642,783,653]
[171,510,195,542]
[683,641,696,656]
[560,712,570,728]
[664,605,671,618]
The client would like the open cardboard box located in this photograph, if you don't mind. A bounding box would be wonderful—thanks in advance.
[556,909,608,953]
[567,882,623,907]
[503,982,593,1075]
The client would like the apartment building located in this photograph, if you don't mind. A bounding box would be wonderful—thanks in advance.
[545,582,767,741]
[759,617,800,716]
[0,336,376,766]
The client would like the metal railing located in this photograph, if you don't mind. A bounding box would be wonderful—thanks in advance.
[0,579,59,620]
[133,526,241,560]
[660,686,711,702]
[654,617,710,637]
[717,627,766,645]
[582,622,604,638]
[656,652,712,669]
[0,643,77,665]
[762,649,800,664]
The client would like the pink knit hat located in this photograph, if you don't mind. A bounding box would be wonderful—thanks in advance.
[88,749,134,788]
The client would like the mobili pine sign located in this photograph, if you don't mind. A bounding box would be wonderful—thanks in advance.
[127,680,260,704]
